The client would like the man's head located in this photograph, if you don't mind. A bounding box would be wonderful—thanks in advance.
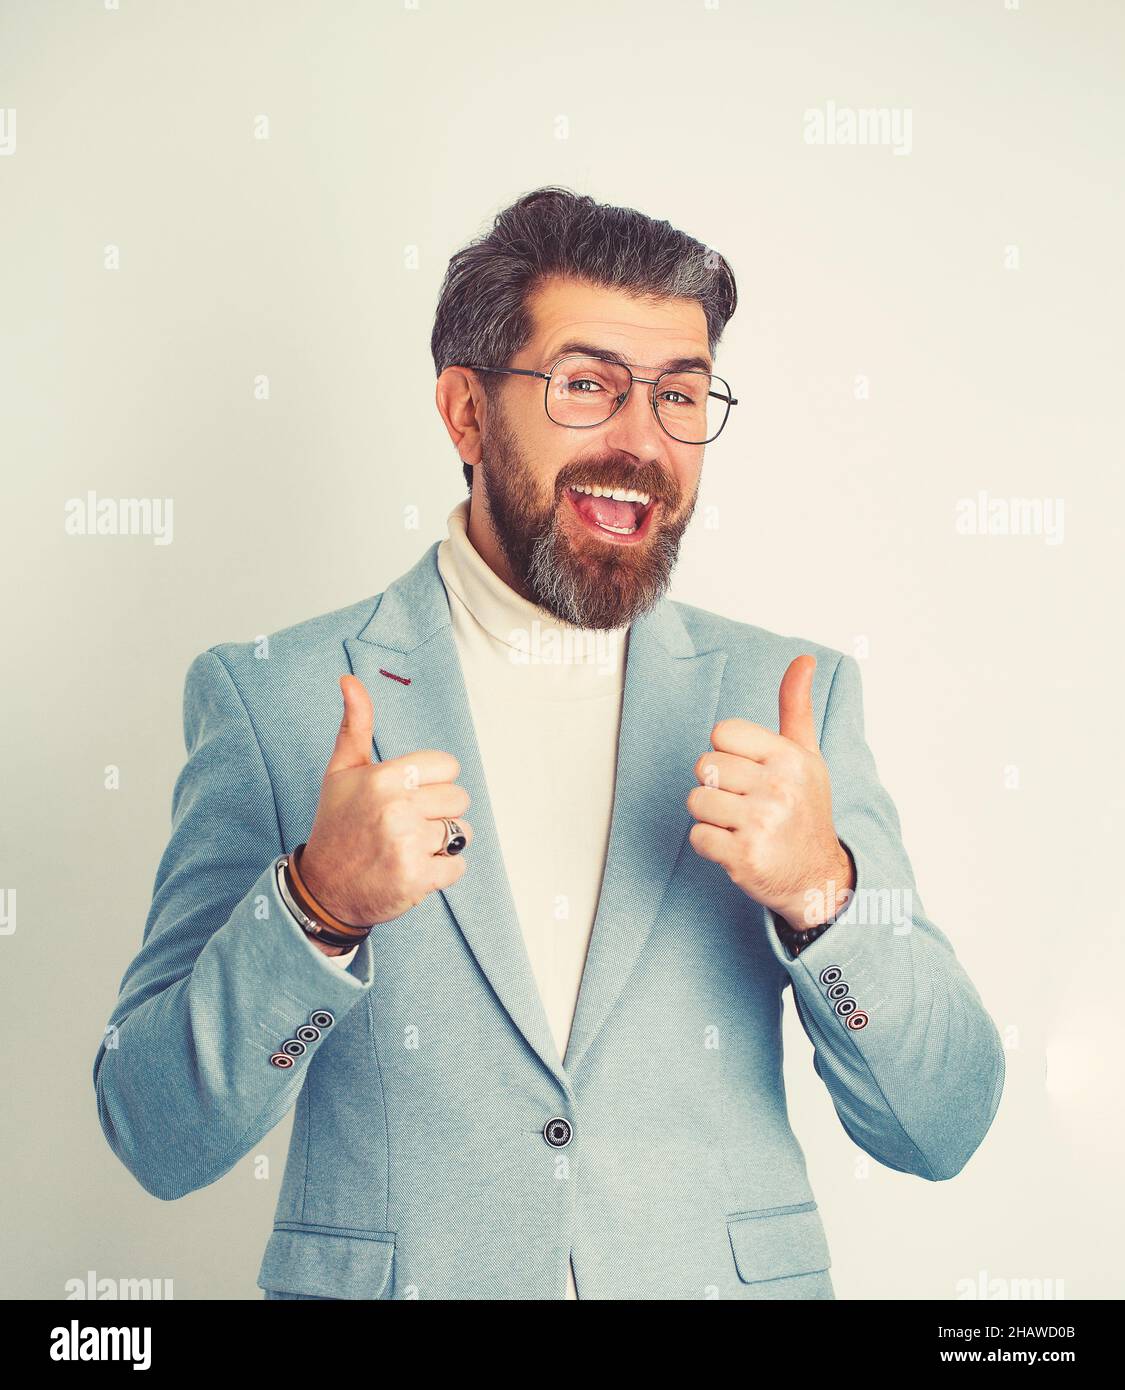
[432,188,738,629]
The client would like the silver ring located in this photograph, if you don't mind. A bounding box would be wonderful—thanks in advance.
[435,818,467,857]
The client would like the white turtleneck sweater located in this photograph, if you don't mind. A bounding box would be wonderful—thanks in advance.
[328,499,629,1300]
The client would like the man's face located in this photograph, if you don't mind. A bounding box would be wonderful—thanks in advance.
[470,278,712,630]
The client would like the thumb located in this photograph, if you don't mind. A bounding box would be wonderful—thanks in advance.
[324,674,375,774]
[778,655,819,751]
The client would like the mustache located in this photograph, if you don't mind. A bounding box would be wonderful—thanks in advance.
[555,460,681,509]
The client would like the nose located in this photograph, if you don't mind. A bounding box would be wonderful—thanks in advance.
[600,377,669,459]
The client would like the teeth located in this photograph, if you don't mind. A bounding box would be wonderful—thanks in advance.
[569,484,651,506]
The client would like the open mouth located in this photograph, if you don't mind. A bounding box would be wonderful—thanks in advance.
[563,483,658,544]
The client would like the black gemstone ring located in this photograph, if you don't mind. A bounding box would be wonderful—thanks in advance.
[436,818,467,857]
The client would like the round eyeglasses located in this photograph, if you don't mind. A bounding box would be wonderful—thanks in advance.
[466,352,738,445]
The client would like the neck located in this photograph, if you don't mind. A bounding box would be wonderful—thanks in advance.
[465,492,535,602]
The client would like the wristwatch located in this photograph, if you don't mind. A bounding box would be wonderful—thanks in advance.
[274,848,373,949]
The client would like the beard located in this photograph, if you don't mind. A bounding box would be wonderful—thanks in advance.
[478,401,699,631]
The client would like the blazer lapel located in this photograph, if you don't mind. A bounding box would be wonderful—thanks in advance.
[561,600,728,1075]
[344,542,566,1086]
[345,539,729,1086]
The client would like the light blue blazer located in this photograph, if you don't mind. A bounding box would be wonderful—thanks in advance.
[93,540,1005,1300]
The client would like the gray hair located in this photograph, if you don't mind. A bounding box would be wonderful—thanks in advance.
[430,186,739,489]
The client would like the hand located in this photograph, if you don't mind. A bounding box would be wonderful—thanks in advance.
[299,675,473,927]
[687,655,854,930]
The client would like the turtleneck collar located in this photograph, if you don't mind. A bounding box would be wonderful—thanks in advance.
[435,497,629,684]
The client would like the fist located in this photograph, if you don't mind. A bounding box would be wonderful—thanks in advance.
[687,655,854,929]
[299,674,473,928]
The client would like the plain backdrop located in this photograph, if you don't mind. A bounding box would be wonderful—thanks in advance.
[1,0,1122,1300]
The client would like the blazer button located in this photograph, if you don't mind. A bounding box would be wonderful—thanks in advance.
[543,1118,572,1148]
[269,1052,295,1069]
[819,966,843,985]
[296,1025,322,1044]
[834,996,858,1018]
[846,1010,869,1030]
[281,1038,307,1057]
[310,1010,335,1029]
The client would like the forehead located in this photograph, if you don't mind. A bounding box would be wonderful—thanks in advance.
[525,276,710,370]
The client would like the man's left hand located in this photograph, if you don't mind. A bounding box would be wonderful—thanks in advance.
[687,655,855,930]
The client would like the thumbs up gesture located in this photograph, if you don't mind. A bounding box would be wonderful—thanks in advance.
[687,656,854,930]
[299,675,473,930]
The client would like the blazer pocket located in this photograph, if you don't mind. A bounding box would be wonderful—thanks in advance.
[727,1205,831,1284]
[257,1226,396,1300]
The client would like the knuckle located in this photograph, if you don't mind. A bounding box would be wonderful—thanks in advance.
[712,717,749,749]
[430,751,460,780]
[765,774,789,803]
[695,753,721,786]
[400,761,426,791]
[781,746,806,777]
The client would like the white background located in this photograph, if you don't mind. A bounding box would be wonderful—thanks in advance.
[1,0,1121,1299]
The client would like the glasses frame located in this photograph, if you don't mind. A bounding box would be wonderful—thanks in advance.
[466,351,738,445]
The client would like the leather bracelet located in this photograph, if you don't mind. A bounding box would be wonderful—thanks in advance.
[276,859,367,950]
[287,844,372,936]
[277,848,373,949]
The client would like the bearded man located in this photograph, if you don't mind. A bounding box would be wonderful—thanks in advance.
[94,187,1004,1301]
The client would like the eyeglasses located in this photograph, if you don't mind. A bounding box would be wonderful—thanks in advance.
[466,352,738,445]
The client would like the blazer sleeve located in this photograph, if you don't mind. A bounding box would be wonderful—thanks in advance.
[762,654,1005,1181]
[92,649,375,1201]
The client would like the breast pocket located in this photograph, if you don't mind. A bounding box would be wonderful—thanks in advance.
[727,1203,831,1284]
[257,1225,396,1300]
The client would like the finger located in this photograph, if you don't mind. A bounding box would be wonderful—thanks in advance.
[687,785,748,832]
[403,783,471,821]
[688,820,736,871]
[324,674,375,775]
[710,718,786,763]
[374,748,462,790]
[778,655,818,751]
[429,849,469,892]
[694,749,767,793]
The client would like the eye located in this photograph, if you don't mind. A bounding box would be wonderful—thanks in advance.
[659,388,694,406]
[569,376,606,394]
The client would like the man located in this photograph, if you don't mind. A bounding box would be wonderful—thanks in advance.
[94,187,1004,1300]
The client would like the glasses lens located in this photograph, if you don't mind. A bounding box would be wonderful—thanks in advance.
[655,370,730,444]
[547,355,631,427]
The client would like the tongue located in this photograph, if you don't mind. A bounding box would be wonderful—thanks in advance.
[572,492,639,530]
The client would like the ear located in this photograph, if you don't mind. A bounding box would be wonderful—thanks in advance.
[435,366,485,466]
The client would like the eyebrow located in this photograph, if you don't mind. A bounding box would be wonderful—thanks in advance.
[547,340,714,375]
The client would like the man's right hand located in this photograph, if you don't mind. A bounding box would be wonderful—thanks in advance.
[298,674,472,928]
